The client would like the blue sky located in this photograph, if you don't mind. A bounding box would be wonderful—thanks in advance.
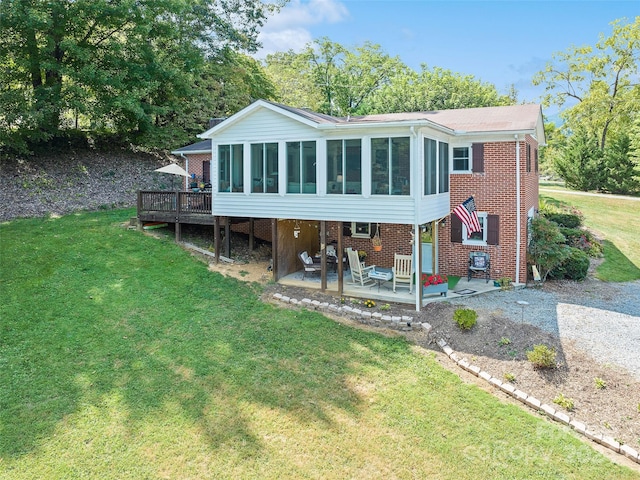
[256,0,637,114]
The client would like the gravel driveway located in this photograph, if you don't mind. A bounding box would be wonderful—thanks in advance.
[451,279,640,379]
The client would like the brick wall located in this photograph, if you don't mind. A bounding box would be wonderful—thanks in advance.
[230,218,273,242]
[439,138,538,284]
[180,153,210,184]
[325,222,413,269]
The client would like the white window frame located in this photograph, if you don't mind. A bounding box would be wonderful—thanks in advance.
[351,222,371,239]
[452,145,472,173]
[462,212,488,245]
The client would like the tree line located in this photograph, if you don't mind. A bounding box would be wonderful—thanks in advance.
[1,3,638,194]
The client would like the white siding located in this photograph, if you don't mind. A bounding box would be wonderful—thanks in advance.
[214,195,419,224]
[213,109,318,143]
[209,104,452,225]
[418,193,450,224]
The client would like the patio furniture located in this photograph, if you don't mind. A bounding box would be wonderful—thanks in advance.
[468,251,490,283]
[392,253,413,293]
[298,250,322,279]
[346,247,375,286]
[369,267,393,291]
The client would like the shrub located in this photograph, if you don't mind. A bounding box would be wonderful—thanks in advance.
[503,372,516,383]
[527,216,571,281]
[544,212,582,228]
[594,377,607,390]
[453,308,477,330]
[527,344,557,369]
[559,227,603,257]
[553,393,575,411]
[549,247,590,280]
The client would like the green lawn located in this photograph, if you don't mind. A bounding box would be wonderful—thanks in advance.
[540,187,640,281]
[1,210,638,479]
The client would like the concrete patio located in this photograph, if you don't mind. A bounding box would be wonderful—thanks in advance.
[279,269,501,307]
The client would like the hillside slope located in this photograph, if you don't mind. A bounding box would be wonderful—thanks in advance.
[1,149,180,222]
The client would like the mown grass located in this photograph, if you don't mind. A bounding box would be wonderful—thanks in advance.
[1,209,638,479]
[540,189,640,281]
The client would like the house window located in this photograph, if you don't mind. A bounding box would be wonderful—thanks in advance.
[452,146,470,172]
[218,144,243,192]
[327,139,361,194]
[351,222,371,238]
[371,137,410,195]
[287,141,316,193]
[424,138,437,195]
[439,141,449,193]
[462,212,488,245]
[251,142,278,193]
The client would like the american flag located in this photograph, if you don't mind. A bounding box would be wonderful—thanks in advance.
[453,196,481,237]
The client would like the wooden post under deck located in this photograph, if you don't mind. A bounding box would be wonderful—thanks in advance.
[214,216,220,264]
[271,218,278,280]
[249,218,255,251]
[320,221,327,292]
[337,222,344,296]
[175,192,182,242]
[224,217,230,257]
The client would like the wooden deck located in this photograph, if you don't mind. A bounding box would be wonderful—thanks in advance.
[137,190,214,225]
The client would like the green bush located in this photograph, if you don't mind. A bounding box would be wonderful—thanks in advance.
[527,216,571,282]
[526,344,557,369]
[549,247,590,280]
[453,308,477,330]
[559,227,603,257]
[544,212,582,228]
[553,393,575,411]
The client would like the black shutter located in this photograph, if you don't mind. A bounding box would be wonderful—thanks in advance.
[343,222,352,237]
[472,143,484,172]
[487,215,499,245]
[534,148,539,173]
[451,214,462,243]
[526,144,531,172]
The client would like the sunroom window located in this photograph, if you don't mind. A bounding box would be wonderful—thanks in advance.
[371,137,410,195]
[251,143,278,193]
[327,139,361,194]
[218,144,243,192]
[287,141,316,194]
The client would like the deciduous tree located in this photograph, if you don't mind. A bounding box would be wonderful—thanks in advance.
[0,0,282,151]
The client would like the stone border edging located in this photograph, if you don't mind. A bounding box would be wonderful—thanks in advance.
[271,292,429,333]
[435,338,640,465]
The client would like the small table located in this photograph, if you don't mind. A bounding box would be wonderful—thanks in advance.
[369,267,393,291]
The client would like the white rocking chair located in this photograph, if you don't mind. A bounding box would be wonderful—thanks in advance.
[346,248,375,286]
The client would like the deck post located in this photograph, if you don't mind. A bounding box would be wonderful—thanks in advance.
[320,221,327,292]
[337,222,343,296]
[271,218,278,280]
[224,217,230,257]
[174,191,182,243]
[249,218,254,251]
[214,216,220,264]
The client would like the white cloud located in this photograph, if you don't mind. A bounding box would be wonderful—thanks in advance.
[256,0,349,58]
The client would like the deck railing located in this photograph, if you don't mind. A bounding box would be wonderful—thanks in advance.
[137,190,212,217]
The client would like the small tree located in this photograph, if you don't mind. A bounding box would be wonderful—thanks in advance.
[553,128,604,191]
[528,216,570,281]
[602,133,640,195]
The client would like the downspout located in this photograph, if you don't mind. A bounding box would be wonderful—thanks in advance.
[410,126,420,312]
[515,135,521,284]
